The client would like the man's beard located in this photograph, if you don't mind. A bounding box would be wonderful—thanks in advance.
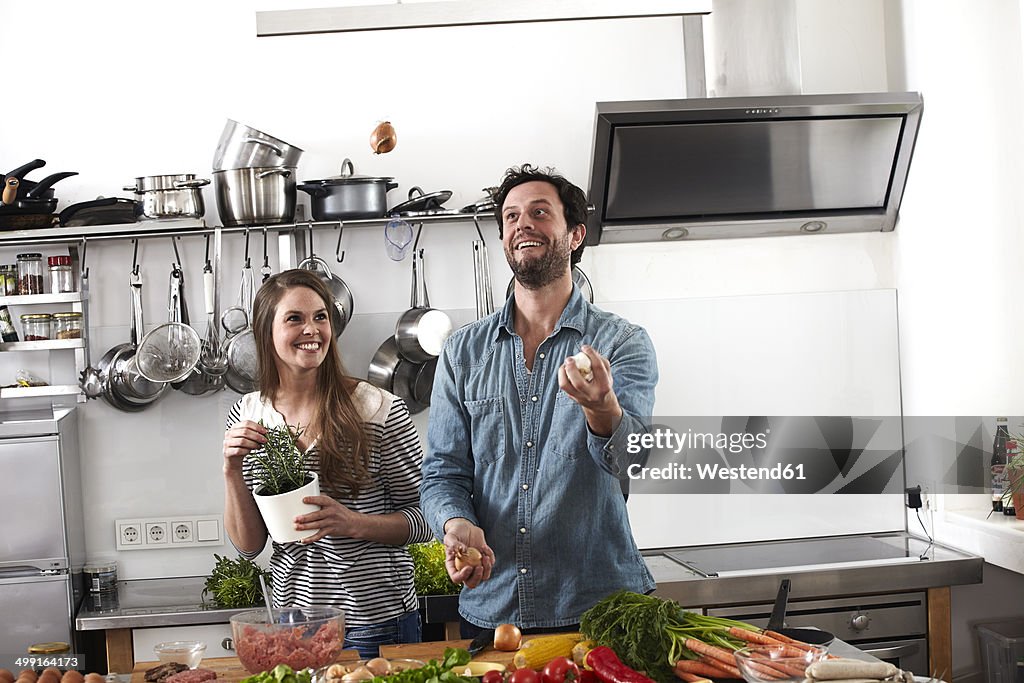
[506,235,572,289]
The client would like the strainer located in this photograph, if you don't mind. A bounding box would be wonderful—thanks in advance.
[136,265,202,383]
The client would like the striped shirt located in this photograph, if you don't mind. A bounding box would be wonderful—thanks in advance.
[227,381,433,626]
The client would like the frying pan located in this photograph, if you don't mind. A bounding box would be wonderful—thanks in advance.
[367,336,432,414]
[766,579,835,646]
[0,171,79,217]
[297,228,352,336]
[100,268,167,410]
[394,249,452,363]
[4,159,46,199]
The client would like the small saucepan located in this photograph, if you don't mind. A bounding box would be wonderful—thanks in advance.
[765,579,835,646]
[394,249,452,363]
[366,337,433,414]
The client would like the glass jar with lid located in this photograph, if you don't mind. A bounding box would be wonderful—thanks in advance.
[48,255,74,293]
[16,253,44,295]
[52,311,83,340]
[20,313,51,341]
[0,265,17,296]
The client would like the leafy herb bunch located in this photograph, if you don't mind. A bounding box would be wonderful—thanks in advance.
[250,421,310,496]
[203,554,271,608]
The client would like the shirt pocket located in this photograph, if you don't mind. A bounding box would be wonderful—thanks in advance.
[465,396,506,465]
[551,392,588,461]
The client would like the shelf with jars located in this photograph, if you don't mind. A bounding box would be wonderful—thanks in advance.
[0,246,88,404]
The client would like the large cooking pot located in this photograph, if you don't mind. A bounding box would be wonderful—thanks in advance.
[124,173,210,219]
[297,158,397,221]
[213,119,304,171]
[213,167,295,227]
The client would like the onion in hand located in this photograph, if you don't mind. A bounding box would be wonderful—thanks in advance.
[571,351,593,381]
[454,545,483,571]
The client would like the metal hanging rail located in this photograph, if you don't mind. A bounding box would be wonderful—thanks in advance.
[0,211,495,248]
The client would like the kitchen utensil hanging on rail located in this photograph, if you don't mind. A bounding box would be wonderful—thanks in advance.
[297,225,352,337]
[135,248,202,384]
[394,248,452,363]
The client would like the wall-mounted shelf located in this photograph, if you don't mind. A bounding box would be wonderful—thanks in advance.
[0,292,84,306]
[0,212,492,247]
[0,339,85,352]
[0,384,82,399]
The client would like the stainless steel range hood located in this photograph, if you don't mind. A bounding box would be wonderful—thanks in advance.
[585,92,923,244]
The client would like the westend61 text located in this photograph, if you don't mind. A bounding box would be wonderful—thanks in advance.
[627,462,806,481]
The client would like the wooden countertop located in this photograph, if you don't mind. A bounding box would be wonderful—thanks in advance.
[380,638,518,667]
[130,653,361,683]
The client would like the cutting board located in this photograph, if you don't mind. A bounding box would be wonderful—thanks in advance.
[380,634,576,668]
[130,653,361,683]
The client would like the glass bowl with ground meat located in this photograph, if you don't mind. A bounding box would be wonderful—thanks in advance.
[231,606,345,674]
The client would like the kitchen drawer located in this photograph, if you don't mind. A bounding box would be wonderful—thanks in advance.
[132,624,234,664]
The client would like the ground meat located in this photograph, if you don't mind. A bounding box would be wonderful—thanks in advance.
[235,620,341,674]
[144,664,189,683]
[164,669,216,683]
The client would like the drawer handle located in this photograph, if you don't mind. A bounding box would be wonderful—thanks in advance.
[861,644,919,659]
[221,637,234,651]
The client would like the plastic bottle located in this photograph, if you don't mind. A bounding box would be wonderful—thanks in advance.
[993,417,1009,512]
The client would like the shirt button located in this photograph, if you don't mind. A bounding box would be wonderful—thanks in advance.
[526,441,533,448]
[519,527,527,533]
[539,352,546,359]
[520,567,528,574]
[522,484,529,491]
[531,395,538,402]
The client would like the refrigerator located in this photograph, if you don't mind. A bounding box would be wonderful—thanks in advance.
[0,408,84,654]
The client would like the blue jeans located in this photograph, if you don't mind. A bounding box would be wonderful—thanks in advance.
[344,610,422,659]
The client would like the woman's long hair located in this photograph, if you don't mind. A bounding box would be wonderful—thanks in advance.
[252,269,372,495]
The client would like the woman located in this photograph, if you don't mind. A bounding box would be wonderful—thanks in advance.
[222,269,432,658]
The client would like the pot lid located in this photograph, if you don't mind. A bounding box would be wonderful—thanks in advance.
[389,186,453,215]
[303,157,394,186]
[130,174,202,192]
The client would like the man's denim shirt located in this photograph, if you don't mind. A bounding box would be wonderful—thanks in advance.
[421,285,658,629]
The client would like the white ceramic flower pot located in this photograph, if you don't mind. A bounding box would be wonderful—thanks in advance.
[253,471,321,543]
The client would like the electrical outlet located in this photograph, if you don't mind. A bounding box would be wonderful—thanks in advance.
[171,520,194,543]
[117,515,224,550]
[145,522,169,545]
[118,521,143,547]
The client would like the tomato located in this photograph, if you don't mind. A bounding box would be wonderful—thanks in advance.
[482,671,506,683]
[542,657,580,683]
[509,669,541,683]
[577,672,598,683]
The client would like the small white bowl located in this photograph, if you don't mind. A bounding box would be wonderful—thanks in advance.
[153,640,207,669]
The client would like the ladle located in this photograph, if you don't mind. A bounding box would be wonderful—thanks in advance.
[199,234,228,376]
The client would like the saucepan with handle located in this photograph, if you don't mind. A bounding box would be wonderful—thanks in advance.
[765,579,835,646]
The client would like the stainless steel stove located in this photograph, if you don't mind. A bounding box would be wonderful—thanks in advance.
[665,532,934,577]
[644,532,983,677]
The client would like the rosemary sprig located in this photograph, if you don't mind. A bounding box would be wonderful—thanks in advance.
[249,421,309,496]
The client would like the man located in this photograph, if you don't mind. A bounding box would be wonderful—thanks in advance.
[421,164,658,634]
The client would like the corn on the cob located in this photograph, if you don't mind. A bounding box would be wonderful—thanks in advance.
[572,640,595,668]
[513,633,584,670]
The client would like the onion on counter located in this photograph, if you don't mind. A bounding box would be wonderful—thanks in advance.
[370,121,397,154]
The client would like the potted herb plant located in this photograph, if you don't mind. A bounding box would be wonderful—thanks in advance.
[1003,434,1024,520]
[250,422,322,543]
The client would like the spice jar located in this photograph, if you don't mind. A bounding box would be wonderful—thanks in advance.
[20,313,51,341]
[83,561,118,594]
[0,305,18,342]
[16,253,44,295]
[52,311,83,339]
[48,255,74,293]
[1,265,16,295]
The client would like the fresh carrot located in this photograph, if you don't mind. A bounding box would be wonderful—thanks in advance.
[672,672,713,683]
[683,638,737,667]
[728,627,787,646]
[675,660,741,679]
[762,631,816,650]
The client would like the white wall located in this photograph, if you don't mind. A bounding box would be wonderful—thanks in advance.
[889,1,1024,677]
[0,1,904,580]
